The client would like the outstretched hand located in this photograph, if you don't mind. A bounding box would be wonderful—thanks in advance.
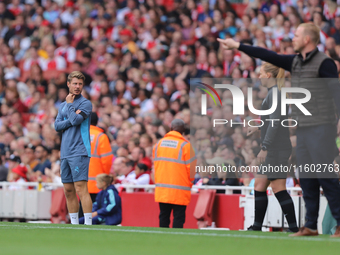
[217,38,240,50]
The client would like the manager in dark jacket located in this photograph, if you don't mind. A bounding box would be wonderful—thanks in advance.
[218,23,340,237]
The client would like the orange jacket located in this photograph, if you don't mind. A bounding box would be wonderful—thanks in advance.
[153,131,196,206]
[88,125,114,194]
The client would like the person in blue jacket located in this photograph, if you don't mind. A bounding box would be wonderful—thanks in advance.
[54,71,93,225]
[80,174,122,225]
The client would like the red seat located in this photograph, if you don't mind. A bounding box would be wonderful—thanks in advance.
[21,113,34,126]
[76,50,83,62]
[43,70,63,81]
[50,188,68,224]
[231,3,248,18]
[17,59,25,73]
[193,189,216,228]
[20,70,30,82]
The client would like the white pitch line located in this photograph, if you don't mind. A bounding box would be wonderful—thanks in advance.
[0,223,340,243]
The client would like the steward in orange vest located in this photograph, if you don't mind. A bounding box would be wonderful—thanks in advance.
[88,113,113,198]
[153,119,196,228]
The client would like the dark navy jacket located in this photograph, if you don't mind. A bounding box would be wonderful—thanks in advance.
[94,184,122,225]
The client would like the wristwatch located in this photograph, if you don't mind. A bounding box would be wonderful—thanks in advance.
[261,145,267,151]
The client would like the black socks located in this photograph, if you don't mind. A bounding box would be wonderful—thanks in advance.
[275,190,299,232]
[253,190,299,232]
[253,191,268,230]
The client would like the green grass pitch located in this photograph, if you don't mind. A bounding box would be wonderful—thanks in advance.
[1,222,339,255]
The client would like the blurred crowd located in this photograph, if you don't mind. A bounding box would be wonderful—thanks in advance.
[0,0,340,190]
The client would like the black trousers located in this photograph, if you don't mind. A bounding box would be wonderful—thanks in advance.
[296,124,340,228]
[79,193,97,218]
[159,203,186,228]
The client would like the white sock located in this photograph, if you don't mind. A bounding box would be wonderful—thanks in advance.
[84,213,92,225]
[69,213,79,225]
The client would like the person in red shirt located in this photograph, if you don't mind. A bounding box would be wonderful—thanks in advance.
[5,87,28,114]
[40,44,66,71]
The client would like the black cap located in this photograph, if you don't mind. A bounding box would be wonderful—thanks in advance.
[165,26,175,33]
[95,68,105,76]
[217,137,234,147]
[103,13,111,20]
[7,154,21,164]
[36,144,50,154]
[52,144,61,151]
[91,112,99,126]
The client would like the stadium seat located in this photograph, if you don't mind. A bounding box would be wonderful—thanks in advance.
[76,50,84,62]
[21,113,34,126]
[230,3,248,18]
[17,59,25,74]
[20,70,30,82]
[50,188,68,224]
[43,70,62,82]
[193,189,216,228]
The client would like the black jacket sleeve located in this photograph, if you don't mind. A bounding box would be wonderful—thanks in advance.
[319,59,338,78]
[238,44,295,72]
[320,59,340,117]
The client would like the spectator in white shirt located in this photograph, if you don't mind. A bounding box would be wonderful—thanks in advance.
[23,47,44,71]
[40,44,66,71]
[8,164,28,190]
[60,1,76,25]
[138,89,154,113]
[115,158,136,183]
[131,163,151,185]
[122,163,152,192]
[55,35,76,63]
[4,55,20,79]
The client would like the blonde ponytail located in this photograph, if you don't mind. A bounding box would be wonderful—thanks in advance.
[263,62,286,90]
[96,173,114,186]
[276,68,285,90]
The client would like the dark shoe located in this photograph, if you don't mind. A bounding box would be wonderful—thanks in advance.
[288,227,299,233]
[331,226,340,237]
[289,227,318,237]
[247,225,261,231]
[283,228,299,233]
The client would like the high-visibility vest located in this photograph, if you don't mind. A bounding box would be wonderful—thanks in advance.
[153,131,197,206]
[88,125,114,194]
